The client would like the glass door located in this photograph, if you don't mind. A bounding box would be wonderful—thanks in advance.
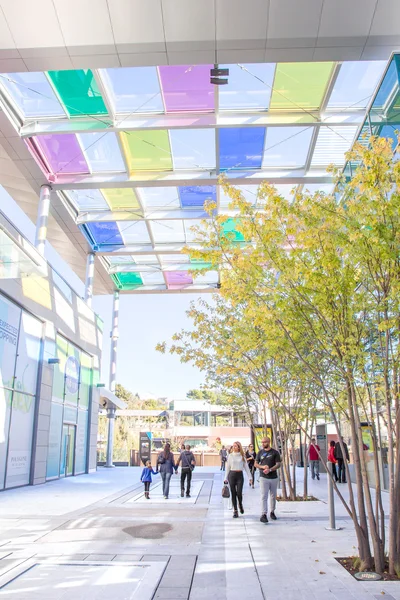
[60,424,75,477]
[60,425,69,477]
[66,425,75,476]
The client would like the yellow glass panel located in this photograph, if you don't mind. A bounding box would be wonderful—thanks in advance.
[102,188,141,210]
[270,63,334,111]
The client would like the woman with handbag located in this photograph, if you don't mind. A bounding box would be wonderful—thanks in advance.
[224,441,252,518]
[156,443,177,499]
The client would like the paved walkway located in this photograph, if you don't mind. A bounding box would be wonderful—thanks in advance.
[0,467,398,599]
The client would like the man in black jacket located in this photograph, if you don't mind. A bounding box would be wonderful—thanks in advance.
[334,438,350,483]
[176,445,196,497]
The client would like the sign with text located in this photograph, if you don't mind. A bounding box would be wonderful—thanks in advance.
[139,432,152,465]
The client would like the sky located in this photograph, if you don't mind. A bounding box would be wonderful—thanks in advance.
[0,186,206,399]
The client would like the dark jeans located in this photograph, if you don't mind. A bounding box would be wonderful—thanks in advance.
[161,471,172,497]
[221,460,226,471]
[337,459,346,483]
[228,471,244,511]
[249,463,255,485]
[181,468,192,494]
[144,481,150,492]
[329,462,338,482]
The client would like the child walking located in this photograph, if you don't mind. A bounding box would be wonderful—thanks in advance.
[141,460,158,499]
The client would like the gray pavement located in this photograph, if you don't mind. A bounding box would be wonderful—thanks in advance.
[0,466,398,599]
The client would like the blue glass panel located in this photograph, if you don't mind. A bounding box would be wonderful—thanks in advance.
[0,72,66,117]
[219,127,266,170]
[170,129,216,169]
[263,126,313,167]
[101,67,164,113]
[86,222,123,246]
[179,185,217,207]
[372,60,397,109]
[78,132,125,172]
[219,64,275,110]
[327,61,386,109]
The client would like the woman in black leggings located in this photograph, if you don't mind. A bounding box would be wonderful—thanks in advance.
[224,441,252,518]
[246,444,256,488]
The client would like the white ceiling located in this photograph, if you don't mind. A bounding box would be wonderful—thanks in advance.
[0,0,399,70]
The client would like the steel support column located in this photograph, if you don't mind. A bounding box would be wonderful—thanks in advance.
[35,185,51,255]
[105,406,116,468]
[109,290,119,393]
[84,252,95,307]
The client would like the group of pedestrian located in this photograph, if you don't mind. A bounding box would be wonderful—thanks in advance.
[140,443,196,499]
[223,437,281,522]
[308,437,350,483]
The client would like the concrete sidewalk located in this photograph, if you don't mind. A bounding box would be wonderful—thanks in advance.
[0,466,398,599]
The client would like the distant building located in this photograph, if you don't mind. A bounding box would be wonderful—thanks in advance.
[114,398,254,449]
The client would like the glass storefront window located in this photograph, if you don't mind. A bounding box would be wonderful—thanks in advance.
[5,392,36,488]
[0,387,12,490]
[52,336,68,403]
[79,351,92,409]
[64,343,80,407]
[14,312,42,396]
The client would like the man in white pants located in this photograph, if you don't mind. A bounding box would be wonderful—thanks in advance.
[255,437,281,524]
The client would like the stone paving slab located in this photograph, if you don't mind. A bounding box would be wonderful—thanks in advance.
[0,467,398,600]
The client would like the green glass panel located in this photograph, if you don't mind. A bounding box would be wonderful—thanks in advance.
[112,272,143,290]
[270,63,334,111]
[102,188,142,211]
[47,70,108,117]
[190,258,212,270]
[121,131,172,172]
[221,218,245,242]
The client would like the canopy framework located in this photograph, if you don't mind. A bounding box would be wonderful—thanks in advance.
[0,59,391,293]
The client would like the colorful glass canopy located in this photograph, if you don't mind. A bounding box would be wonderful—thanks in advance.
[0,59,389,293]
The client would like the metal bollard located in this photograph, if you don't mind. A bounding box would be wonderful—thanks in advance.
[325,462,343,531]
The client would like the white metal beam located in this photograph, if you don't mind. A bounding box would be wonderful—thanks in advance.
[53,171,333,190]
[18,111,365,137]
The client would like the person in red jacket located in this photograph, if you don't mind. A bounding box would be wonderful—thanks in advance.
[327,440,338,482]
[307,438,320,480]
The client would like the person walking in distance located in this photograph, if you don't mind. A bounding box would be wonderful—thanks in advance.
[327,440,338,482]
[176,444,196,497]
[224,441,252,518]
[246,443,256,488]
[255,437,281,523]
[219,446,228,471]
[140,460,158,499]
[308,437,320,480]
[334,437,350,483]
[156,443,177,499]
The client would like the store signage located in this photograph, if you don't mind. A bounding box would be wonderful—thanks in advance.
[0,317,18,346]
[139,432,152,465]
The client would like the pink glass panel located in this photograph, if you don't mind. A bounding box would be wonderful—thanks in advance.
[36,134,89,175]
[165,271,193,289]
[158,65,214,112]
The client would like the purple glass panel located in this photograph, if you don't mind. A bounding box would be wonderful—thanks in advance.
[158,65,214,112]
[165,271,193,289]
[36,134,89,175]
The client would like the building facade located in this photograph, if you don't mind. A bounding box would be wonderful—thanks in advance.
[0,211,102,490]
